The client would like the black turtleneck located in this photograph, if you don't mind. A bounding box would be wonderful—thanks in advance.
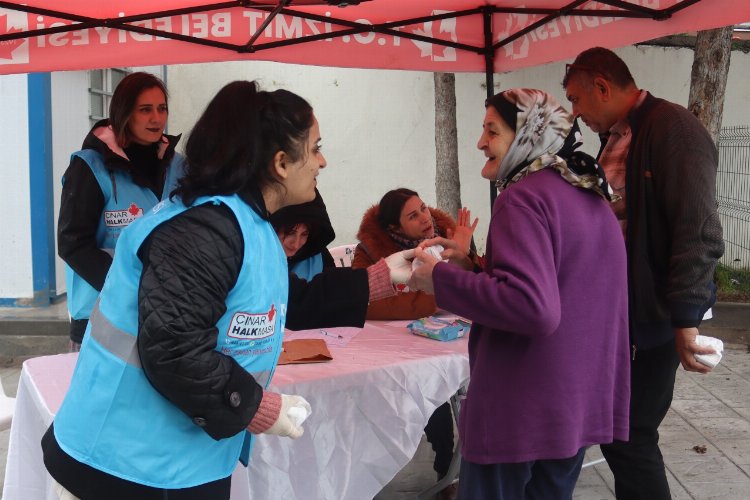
[123,142,165,198]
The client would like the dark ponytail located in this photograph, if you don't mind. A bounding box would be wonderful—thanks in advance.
[175,81,314,206]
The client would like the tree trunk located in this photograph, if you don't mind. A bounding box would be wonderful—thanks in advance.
[688,27,733,145]
[434,72,461,218]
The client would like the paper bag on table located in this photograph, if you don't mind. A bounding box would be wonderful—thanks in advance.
[278,339,333,365]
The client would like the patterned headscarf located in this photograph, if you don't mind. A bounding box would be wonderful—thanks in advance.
[489,88,616,201]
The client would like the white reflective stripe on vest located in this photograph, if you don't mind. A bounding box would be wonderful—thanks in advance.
[89,300,141,368]
[89,300,273,386]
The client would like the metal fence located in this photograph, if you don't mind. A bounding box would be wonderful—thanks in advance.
[717,125,750,269]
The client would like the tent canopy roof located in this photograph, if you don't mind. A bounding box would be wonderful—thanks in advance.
[1,1,749,74]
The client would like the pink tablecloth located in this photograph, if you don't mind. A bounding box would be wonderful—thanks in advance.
[3,320,468,500]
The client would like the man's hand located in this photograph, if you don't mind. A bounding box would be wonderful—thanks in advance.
[446,207,478,254]
[408,247,440,294]
[675,327,716,374]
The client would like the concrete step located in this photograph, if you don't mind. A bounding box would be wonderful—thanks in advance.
[0,302,746,359]
[0,334,68,359]
[0,318,68,336]
[704,302,750,345]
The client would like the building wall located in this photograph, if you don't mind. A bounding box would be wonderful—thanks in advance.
[1,45,748,303]
[459,45,750,265]
[0,74,32,300]
[169,45,750,254]
[50,71,89,296]
[168,62,440,251]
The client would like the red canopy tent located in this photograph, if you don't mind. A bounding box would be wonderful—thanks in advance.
[1,1,749,76]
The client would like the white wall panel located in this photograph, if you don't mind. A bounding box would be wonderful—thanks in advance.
[0,74,33,299]
[1,45,748,303]
[50,71,89,296]
[168,61,437,249]
[169,46,750,255]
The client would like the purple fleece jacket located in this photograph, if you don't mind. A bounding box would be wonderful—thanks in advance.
[433,169,630,463]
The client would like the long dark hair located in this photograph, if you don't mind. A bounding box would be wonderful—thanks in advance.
[175,81,314,206]
[377,188,419,230]
[109,72,168,148]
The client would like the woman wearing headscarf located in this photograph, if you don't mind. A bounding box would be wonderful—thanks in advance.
[410,89,631,499]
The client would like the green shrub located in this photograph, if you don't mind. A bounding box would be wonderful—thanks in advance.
[715,264,750,302]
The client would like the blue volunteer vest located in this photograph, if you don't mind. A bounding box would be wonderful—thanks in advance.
[53,194,288,489]
[289,253,324,281]
[64,149,184,321]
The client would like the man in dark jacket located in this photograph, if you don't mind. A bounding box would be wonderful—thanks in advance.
[563,47,724,499]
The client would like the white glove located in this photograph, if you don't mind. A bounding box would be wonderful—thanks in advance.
[385,248,414,285]
[265,394,311,439]
[385,249,415,285]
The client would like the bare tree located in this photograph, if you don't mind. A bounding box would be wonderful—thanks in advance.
[434,72,461,217]
[688,26,734,144]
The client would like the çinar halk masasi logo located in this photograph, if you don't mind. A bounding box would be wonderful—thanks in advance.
[227,304,277,339]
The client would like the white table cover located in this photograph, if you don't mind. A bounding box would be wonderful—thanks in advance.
[3,321,468,500]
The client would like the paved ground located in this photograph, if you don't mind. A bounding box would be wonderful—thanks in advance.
[2,302,749,499]
[379,343,750,500]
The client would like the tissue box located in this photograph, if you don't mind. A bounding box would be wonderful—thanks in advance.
[408,315,470,341]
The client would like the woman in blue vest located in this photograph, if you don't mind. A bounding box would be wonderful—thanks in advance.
[271,188,336,281]
[58,72,184,351]
[42,80,412,499]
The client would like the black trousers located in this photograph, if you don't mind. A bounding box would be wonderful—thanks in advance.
[600,338,680,500]
[42,425,231,500]
[69,318,88,344]
[424,402,455,478]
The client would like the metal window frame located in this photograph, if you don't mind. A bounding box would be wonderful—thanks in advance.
[88,68,131,126]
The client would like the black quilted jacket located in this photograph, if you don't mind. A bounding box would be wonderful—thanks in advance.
[43,188,369,497]
[135,189,369,440]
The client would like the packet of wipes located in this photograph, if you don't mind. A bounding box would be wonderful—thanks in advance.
[287,397,312,427]
[694,335,724,369]
[408,314,470,341]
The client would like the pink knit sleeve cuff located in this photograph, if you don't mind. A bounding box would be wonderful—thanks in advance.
[367,259,397,302]
[247,391,282,434]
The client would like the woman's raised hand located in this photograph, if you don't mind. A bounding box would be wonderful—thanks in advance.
[448,207,478,254]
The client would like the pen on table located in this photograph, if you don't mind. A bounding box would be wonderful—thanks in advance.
[320,329,343,339]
